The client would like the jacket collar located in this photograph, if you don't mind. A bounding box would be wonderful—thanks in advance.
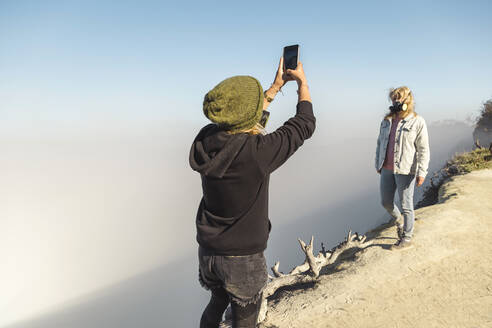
[384,113,417,124]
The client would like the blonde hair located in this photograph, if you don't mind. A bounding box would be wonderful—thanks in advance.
[385,86,417,119]
[227,122,266,135]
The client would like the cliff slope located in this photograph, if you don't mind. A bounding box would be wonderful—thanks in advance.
[261,169,492,328]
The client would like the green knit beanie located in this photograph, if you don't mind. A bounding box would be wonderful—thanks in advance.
[203,75,264,132]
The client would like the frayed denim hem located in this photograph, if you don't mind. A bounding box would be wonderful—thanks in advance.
[228,282,266,307]
[198,269,266,307]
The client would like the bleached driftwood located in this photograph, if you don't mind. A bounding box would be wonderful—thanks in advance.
[258,230,371,322]
[219,230,371,327]
[264,230,369,297]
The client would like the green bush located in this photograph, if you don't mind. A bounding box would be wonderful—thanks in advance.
[416,148,492,208]
[473,99,492,147]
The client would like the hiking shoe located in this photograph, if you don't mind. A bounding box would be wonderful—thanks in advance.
[391,238,413,250]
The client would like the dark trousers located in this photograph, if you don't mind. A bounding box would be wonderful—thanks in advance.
[200,287,262,328]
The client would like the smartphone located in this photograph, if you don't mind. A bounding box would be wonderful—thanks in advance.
[283,44,299,70]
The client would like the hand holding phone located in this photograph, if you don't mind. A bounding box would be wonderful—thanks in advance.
[286,61,307,86]
[283,44,306,85]
[283,44,310,102]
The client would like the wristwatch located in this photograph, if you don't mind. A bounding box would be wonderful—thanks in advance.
[263,90,274,103]
[259,110,270,128]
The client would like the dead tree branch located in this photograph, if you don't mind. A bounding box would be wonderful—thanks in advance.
[258,230,371,323]
[220,230,372,326]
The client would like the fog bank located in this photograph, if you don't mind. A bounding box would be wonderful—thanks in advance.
[1,116,474,327]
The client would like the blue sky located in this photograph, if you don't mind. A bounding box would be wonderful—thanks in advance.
[1,0,492,134]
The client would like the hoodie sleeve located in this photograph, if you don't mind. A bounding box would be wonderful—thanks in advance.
[254,101,316,174]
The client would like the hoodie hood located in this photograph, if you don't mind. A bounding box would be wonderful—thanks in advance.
[189,124,248,178]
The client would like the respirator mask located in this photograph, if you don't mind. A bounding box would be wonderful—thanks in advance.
[389,101,408,113]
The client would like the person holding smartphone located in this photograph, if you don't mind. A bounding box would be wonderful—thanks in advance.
[190,56,315,327]
[375,86,430,249]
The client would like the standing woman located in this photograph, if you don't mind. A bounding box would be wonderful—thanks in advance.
[190,57,315,327]
[375,86,430,249]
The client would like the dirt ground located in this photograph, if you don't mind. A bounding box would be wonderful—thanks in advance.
[261,169,492,328]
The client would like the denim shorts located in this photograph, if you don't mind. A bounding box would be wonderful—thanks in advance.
[198,246,268,306]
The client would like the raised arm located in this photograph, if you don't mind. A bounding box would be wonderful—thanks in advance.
[286,62,311,103]
[263,57,287,110]
[255,62,315,174]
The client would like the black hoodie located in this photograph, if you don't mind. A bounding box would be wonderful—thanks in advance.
[189,101,316,255]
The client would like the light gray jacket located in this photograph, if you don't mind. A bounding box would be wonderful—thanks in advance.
[375,114,430,177]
